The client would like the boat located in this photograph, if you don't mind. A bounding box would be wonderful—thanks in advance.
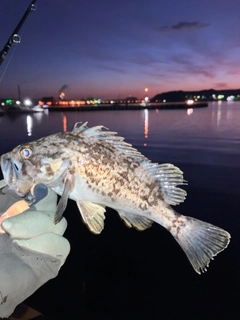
[5,104,44,113]
[32,105,44,112]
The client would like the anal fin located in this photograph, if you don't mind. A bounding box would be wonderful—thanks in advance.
[118,210,153,231]
[77,200,106,234]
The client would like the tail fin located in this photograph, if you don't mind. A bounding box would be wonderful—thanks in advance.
[170,215,230,274]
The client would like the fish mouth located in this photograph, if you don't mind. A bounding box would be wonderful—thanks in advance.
[1,153,15,183]
[0,153,25,196]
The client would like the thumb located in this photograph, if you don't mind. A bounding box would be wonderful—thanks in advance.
[2,209,67,239]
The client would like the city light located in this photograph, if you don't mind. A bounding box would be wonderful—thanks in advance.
[24,99,32,106]
[186,99,194,105]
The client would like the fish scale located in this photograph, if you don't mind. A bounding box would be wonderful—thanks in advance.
[0,122,230,274]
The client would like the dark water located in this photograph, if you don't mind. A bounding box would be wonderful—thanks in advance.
[0,102,239,319]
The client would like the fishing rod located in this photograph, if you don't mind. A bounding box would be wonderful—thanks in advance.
[0,0,37,66]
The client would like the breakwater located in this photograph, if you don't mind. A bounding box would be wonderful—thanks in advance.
[48,102,208,112]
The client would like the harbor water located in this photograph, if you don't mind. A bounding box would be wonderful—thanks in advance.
[0,101,239,319]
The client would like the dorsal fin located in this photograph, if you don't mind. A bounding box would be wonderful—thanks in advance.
[72,123,187,206]
[148,163,187,206]
[72,122,89,133]
[72,122,148,161]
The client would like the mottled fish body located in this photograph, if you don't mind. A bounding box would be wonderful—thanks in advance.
[1,122,230,274]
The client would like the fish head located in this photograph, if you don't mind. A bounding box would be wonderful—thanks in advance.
[1,135,72,197]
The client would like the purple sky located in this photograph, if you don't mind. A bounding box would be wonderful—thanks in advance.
[0,0,240,100]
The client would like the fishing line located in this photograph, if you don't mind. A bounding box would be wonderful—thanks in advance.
[0,43,18,82]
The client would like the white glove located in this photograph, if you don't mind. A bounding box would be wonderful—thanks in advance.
[0,181,70,318]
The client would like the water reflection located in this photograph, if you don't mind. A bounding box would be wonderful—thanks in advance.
[62,114,67,132]
[1,101,240,170]
[26,115,33,136]
[144,109,148,147]
[33,112,44,123]
[217,104,222,126]
[25,112,47,136]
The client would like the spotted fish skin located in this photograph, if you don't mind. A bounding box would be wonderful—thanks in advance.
[0,122,230,274]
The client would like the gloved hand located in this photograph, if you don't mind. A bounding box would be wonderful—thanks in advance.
[0,180,70,318]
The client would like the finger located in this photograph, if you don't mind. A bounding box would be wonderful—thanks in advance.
[2,210,67,239]
[0,180,7,188]
[13,233,70,267]
[0,200,30,234]
[0,187,24,215]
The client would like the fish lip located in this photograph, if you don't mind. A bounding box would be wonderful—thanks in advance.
[1,153,12,182]
[0,153,19,193]
[1,153,32,197]
[1,153,10,173]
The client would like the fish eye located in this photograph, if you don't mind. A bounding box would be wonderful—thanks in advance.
[20,146,32,159]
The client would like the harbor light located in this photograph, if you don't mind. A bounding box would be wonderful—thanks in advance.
[186,99,194,105]
[144,88,149,105]
[227,95,235,101]
[24,99,32,106]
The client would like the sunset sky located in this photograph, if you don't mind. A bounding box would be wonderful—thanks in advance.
[0,0,240,100]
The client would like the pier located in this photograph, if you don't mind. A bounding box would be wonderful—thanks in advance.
[48,102,208,112]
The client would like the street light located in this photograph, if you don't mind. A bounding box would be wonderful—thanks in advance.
[144,88,149,105]
[24,99,32,106]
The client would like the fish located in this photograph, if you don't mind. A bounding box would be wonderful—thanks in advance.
[1,122,230,274]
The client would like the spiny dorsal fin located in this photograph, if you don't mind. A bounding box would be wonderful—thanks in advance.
[72,122,89,133]
[118,210,153,231]
[72,123,187,206]
[76,200,106,234]
[72,122,147,161]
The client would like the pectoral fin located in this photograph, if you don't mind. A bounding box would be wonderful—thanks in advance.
[54,179,72,224]
[118,210,153,231]
[46,159,70,188]
[76,200,106,234]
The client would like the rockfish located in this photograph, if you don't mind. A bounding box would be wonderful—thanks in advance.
[1,122,230,274]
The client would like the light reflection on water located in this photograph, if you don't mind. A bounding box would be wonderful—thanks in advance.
[26,115,33,136]
[1,101,240,158]
[143,108,148,146]
[0,101,240,191]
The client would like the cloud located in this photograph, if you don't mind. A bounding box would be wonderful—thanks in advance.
[97,65,127,74]
[214,82,228,88]
[171,56,192,66]
[170,55,215,78]
[157,21,210,33]
[129,53,163,66]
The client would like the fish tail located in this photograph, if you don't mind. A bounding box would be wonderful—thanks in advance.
[167,212,230,274]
